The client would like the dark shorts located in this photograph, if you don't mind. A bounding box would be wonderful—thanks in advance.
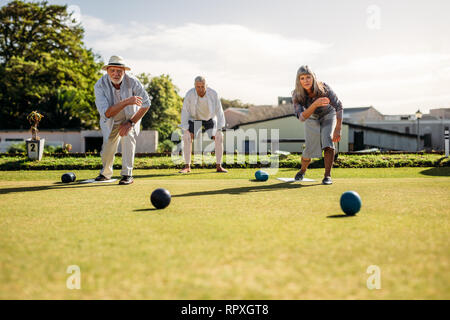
[188,119,215,138]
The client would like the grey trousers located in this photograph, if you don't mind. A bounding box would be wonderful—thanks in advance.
[100,124,136,179]
[303,110,337,159]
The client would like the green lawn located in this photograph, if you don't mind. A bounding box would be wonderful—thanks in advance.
[1,168,449,299]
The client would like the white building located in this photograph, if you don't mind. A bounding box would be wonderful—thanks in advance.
[361,108,450,151]
[225,104,349,153]
[224,104,450,152]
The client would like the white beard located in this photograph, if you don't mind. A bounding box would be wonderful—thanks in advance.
[110,74,124,85]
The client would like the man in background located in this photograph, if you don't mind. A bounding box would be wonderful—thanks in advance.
[179,76,227,173]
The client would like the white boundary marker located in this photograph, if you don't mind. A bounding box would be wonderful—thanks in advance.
[79,179,118,184]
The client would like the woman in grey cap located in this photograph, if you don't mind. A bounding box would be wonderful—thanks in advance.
[292,65,343,185]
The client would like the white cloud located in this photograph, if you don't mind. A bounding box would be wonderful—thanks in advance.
[81,17,331,104]
[317,54,450,114]
[319,53,450,77]
[81,15,117,35]
[81,16,450,114]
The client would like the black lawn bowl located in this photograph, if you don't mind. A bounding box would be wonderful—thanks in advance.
[61,172,76,183]
[150,188,171,209]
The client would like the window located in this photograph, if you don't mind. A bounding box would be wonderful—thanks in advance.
[354,131,364,151]
[405,127,410,134]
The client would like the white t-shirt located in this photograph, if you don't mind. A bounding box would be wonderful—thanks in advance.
[195,95,211,120]
[113,88,126,124]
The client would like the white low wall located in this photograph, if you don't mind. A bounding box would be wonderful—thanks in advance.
[0,130,158,153]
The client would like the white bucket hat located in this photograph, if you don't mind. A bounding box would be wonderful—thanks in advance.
[101,55,131,71]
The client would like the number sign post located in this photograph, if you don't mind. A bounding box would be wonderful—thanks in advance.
[26,138,45,161]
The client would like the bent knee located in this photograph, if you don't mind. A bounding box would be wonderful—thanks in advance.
[215,131,223,142]
[183,131,192,141]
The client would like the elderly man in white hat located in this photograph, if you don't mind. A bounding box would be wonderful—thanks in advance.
[179,76,227,173]
[93,55,151,185]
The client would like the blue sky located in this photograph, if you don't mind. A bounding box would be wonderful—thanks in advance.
[38,0,450,114]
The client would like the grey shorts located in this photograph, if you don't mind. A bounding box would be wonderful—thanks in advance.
[302,110,337,158]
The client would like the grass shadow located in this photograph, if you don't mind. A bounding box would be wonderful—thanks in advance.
[173,182,322,198]
[133,208,161,212]
[419,166,450,177]
[327,214,355,218]
[50,171,210,183]
[0,182,118,195]
[133,171,211,179]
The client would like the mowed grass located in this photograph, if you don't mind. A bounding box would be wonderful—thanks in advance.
[0,167,449,299]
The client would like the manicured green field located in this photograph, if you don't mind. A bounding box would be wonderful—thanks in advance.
[1,168,449,299]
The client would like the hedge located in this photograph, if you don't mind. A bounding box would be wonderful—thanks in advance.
[0,153,449,170]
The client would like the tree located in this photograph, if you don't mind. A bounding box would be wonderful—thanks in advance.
[137,73,183,142]
[0,0,102,129]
